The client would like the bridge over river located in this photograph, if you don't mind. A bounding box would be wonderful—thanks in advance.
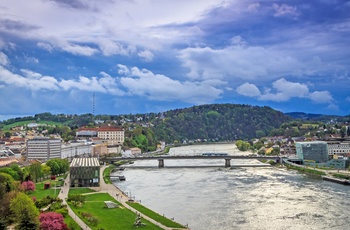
[101,155,285,168]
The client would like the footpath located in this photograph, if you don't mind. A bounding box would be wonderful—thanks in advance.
[58,175,91,230]
[59,166,186,230]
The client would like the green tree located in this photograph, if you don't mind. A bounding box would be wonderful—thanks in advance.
[28,162,43,182]
[0,172,15,199]
[46,160,60,175]
[10,192,39,230]
[41,164,51,179]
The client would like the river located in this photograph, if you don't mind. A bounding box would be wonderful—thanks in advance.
[112,144,350,230]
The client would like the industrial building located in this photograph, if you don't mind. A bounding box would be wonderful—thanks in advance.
[26,137,61,161]
[69,157,100,187]
[296,141,329,163]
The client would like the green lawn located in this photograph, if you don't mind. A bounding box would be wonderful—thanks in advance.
[29,180,62,199]
[127,202,185,228]
[64,214,81,230]
[2,120,62,130]
[103,165,115,184]
[68,188,96,195]
[69,193,163,230]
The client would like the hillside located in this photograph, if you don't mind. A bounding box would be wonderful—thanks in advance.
[151,104,291,143]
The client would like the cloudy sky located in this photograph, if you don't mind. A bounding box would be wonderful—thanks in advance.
[0,0,349,120]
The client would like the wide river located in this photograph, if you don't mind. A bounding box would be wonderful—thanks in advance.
[112,144,350,230]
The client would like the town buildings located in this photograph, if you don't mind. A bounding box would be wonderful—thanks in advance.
[76,126,124,156]
[26,137,61,161]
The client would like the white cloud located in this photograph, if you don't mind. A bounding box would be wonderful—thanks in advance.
[0,52,10,66]
[272,3,299,17]
[236,82,261,97]
[236,78,334,104]
[97,38,136,56]
[118,66,224,104]
[0,66,59,90]
[138,50,154,62]
[37,42,53,52]
[179,44,304,81]
[308,91,333,104]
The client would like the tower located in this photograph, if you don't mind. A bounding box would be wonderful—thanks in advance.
[92,92,95,116]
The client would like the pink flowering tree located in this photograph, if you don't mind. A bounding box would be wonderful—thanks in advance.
[22,180,36,192]
[39,212,69,230]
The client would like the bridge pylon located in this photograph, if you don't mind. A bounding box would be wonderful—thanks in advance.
[225,159,231,167]
[158,159,164,168]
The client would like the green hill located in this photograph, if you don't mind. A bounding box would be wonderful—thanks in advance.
[151,104,291,143]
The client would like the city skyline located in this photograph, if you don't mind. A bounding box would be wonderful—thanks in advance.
[0,0,349,120]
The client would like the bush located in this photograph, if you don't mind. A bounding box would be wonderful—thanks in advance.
[22,180,35,191]
[39,212,69,230]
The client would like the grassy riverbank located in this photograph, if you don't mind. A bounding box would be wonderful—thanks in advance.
[68,192,163,230]
[103,164,116,184]
[127,201,186,229]
[286,164,326,176]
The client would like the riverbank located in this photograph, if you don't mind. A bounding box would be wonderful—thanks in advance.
[101,165,188,230]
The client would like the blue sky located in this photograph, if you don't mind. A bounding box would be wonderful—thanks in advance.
[0,0,350,120]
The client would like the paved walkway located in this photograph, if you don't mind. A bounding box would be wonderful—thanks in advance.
[58,175,91,230]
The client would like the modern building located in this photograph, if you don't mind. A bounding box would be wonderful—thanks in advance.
[296,141,329,163]
[69,157,100,187]
[26,137,61,161]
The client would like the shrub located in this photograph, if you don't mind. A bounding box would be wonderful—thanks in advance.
[22,180,35,191]
[39,212,69,230]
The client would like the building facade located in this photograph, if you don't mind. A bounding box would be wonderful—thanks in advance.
[76,127,124,145]
[26,138,61,161]
[69,158,100,187]
[296,141,329,163]
[327,143,350,156]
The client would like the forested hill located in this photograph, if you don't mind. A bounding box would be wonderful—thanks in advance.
[151,104,291,143]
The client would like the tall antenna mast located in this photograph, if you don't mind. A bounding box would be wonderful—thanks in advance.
[92,92,95,116]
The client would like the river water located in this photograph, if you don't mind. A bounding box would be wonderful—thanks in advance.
[112,144,350,230]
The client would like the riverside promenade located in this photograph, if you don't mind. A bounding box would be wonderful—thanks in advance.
[59,166,187,230]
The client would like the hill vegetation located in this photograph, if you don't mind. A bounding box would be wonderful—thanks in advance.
[2,103,349,151]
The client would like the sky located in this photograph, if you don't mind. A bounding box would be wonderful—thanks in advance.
[0,0,350,120]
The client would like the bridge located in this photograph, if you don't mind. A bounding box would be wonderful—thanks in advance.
[101,155,285,168]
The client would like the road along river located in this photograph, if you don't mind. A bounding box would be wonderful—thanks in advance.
[112,144,350,230]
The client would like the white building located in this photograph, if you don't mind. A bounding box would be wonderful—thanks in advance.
[76,126,124,145]
[328,143,350,156]
[26,138,61,161]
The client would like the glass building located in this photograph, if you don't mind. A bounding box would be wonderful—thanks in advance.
[296,141,329,163]
[70,157,100,187]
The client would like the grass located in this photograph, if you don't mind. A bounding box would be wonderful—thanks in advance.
[29,180,62,199]
[127,202,185,228]
[69,193,163,230]
[103,165,116,184]
[68,188,96,195]
[64,214,81,230]
[2,120,62,130]
[286,164,326,176]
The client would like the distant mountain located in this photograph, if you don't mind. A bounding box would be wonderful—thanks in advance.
[284,112,345,122]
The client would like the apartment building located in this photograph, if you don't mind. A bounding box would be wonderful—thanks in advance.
[76,126,124,145]
[26,137,61,161]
